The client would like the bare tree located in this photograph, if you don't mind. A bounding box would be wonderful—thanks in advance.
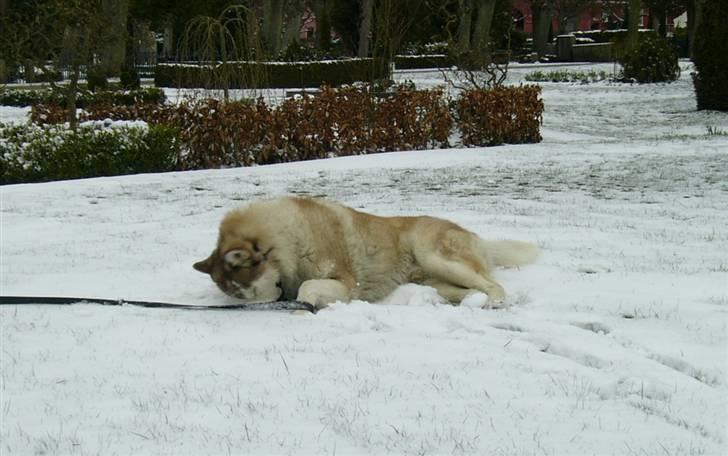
[470,0,497,65]
[556,0,593,34]
[372,0,422,68]
[263,0,285,57]
[99,0,129,76]
[627,0,641,52]
[448,0,501,70]
[529,0,554,57]
[430,0,508,89]
[178,5,266,97]
[686,0,702,59]
[457,0,473,55]
[358,0,375,57]
[311,0,333,50]
[283,0,306,48]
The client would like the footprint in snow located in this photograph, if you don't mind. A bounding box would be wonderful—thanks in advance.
[571,321,612,335]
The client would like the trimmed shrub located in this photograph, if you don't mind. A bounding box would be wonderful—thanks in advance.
[618,35,679,83]
[173,99,272,169]
[692,0,728,111]
[120,66,142,90]
[456,85,543,147]
[0,123,179,184]
[54,85,539,170]
[81,85,453,168]
[267,88,372,162]
[154,59,389,89]
[29,103,69,124]
[86,67,109,92]
[279,41,345,62]
[0,88,67,107]
[371,86,452,151]
[394,55,454,70]
[92,88,166,107]
[0,87,165,108]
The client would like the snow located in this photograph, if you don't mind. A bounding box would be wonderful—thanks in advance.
[2,62,727,455]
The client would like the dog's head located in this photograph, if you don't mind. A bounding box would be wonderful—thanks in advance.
[193,240,283,303]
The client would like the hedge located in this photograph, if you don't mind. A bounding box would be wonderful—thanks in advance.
[24,84,544,177]
[393,55,455,70]
[77,85,452,169]
[456,85,543,146]
[154,59,389,89]
[0,122,179,184]
[0,87,166,108]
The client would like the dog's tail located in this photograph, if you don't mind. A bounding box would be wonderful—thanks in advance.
[479,240,540,268]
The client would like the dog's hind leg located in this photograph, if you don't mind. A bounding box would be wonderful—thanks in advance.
[417,253,506,303]
[422,279,471,304]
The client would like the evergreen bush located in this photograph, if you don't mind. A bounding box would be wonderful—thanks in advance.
[86,67,109,92]
[692,1,728,111]
[0,123,179,184]
[0,87,165,108]
[120,66,141,90]
[618,35,679,83]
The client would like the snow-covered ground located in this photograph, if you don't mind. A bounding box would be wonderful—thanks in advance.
[1,63,727,455]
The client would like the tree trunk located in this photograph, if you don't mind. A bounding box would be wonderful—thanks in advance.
[532,1,553,57]
[312,0,331,50]
[457,0,473,55]
[162,16,174,61]
[283,1,304,49]
[687,0,703,60]
[99,0,129,76]
[67,63,80,129]
[651,3,667,37]
[470,0,497,65]
[357,0,374,57]
[627,0,641,52]
[263,0,284,58]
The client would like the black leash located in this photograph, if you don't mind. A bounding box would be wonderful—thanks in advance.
[0,295,317,313]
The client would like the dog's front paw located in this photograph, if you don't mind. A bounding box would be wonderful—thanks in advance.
[296,279,350,309]
[461,291,505,309]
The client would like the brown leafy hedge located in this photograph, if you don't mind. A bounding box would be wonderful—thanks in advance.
[456,85,543,146]
[31,85,542,170]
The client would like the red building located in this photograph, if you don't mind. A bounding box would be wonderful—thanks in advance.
[511,1,661,35]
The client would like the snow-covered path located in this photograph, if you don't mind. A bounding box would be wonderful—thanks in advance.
[1,64,727,455]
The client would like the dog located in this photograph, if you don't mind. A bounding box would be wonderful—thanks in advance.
[193,196,539,309]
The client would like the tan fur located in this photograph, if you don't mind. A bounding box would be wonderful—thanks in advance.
[194,196,539,309]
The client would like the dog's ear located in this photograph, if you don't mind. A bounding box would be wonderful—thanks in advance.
[193,253,214,274]
[224,249,251,268]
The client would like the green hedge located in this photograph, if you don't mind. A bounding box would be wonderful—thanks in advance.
[572,43,613,62]
[393,55,454,70]
[154,59,389,89]
[0,87,166,108]
[0,123,179,184]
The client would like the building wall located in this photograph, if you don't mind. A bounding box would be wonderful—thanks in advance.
[511,1,652,35]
